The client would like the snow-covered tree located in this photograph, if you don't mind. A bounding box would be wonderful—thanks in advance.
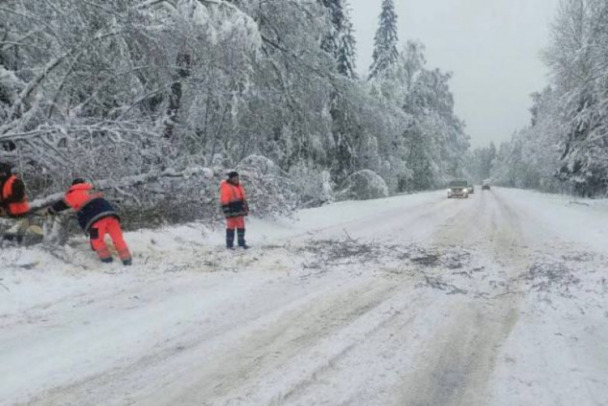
[372,41,469,191]
[0,0,471,224]
[369,0,399,80]
[491,0,608,196]
[318,0,357,79]
[337,4,358,79]
[546,0,608,195]
[319,0,343,57]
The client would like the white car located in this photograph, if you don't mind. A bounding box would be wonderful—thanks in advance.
[447,180,469,198]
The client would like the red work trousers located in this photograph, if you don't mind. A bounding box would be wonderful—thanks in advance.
[226,216,245,230]
[89,217,131,261]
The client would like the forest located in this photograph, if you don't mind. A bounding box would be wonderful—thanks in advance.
[0,0,469,224]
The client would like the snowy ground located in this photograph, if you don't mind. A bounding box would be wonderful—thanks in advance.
[1,188,607,406]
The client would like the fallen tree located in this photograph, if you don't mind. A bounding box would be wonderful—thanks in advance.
[21,158,297,246]
[28,166,214,211]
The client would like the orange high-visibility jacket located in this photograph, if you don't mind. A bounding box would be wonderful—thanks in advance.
[63,183,104,210]
[219,180,248,218]
[50,183,119,232]
[1,175,30,216]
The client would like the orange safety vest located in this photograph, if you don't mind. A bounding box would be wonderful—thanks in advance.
[220,180,246,205]
[1,175,30,216]
[57,183,118,232]
[220,180,248,218]
[64,183,104,211]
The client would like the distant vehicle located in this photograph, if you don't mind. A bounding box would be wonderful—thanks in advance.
[467,184,475,194]
[482,179,491,190]
[447,180,469,199]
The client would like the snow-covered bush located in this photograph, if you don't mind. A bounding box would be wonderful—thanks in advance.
[289,165,334,208]
[336,170,389,201]
[236,155,298,218]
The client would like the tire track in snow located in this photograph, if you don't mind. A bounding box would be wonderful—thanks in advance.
[289,193,458,243]
[150,279,406,406]
[24,276,407,406]
[264,299,421,406]
[395,190,527,406]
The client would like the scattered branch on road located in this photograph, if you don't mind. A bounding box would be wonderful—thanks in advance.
[420,275,468,295]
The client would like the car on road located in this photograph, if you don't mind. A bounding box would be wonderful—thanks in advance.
[447,180,470,199]
[482,180,491,190]
[467,184,475,194]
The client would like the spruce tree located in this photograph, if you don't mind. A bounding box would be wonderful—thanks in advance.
[369,0,399,80]
[320,0,357,79]
[319,0,341,56]
[337,4,357,79]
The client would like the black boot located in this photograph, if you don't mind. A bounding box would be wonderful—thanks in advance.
[237,228,249,249]
[226,229,235,249]
[2,233,23,245]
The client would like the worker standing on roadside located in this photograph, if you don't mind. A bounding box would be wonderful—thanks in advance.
[219,171,249,249]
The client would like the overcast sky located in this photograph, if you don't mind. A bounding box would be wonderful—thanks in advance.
[349,0,560,148]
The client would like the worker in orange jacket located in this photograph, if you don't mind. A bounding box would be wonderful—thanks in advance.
[48,179,132,265]
[220,171,249,249]
[0,162,30,217]
[0,162,31,242]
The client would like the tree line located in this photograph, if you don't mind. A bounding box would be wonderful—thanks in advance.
[0,0,469,222]
[471,0,608,197]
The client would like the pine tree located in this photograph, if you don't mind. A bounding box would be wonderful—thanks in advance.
[319,0,357,79]
[337,4,357,79]
[319,0,342,57]
[369,0,399,80]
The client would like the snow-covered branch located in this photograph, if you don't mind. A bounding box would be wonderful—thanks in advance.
[29,167,213,211]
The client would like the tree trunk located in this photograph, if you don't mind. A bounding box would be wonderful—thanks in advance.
[163,50,191,139]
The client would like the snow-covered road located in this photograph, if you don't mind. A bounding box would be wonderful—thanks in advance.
[1,188,607,406]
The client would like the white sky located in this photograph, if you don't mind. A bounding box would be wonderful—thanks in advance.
[349,0,560,148]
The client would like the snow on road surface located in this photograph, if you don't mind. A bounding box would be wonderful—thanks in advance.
[1,188,607,406]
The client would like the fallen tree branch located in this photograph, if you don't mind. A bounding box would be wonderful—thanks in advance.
[29,166,213,210]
